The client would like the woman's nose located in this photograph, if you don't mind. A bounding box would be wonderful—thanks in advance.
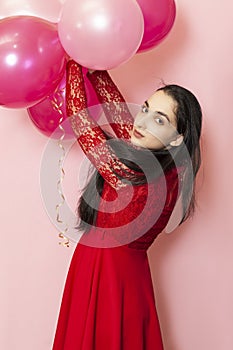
[135,119,145,129]
[135,113,149,129]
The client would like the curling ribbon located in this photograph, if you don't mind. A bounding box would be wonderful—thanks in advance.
[52,86,70,248]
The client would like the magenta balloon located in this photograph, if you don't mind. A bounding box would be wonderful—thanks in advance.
[28,69,102,138]
[27,74,72,139]
[136,0,176,52]
[58,0,144,70]
[0,16,66,108]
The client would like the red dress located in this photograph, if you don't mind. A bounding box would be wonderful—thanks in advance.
[52,61,180,350]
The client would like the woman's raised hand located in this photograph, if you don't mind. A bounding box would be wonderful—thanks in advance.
[88,69,96,74]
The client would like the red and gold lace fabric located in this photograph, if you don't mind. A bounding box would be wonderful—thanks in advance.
[66,60,181,249]
[66,60,139,189]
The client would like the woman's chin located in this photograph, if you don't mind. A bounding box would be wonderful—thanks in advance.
[130,136,144,148]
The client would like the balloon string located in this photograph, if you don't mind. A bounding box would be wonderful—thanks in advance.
[52,87,70,248]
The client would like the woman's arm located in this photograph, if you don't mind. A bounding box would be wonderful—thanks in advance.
[87,70,133,140]
[67,60,136,189]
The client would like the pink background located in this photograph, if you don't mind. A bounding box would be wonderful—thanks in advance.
[1,0,233,349]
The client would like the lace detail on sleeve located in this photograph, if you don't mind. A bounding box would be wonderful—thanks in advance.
[66,60,137,189]
[87,70,133,139]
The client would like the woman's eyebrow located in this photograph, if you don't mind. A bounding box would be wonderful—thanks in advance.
[144,100,171,123]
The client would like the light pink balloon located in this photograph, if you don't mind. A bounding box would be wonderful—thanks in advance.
[0,16,66,109]
[0,0,63,23]
[58,0,144,70]
[136,0,176,52]
[27,68,102,139]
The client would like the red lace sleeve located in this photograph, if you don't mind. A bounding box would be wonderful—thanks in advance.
[66,60,137,189]
[87,70,133,140]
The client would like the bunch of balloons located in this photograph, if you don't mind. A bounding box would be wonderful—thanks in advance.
[0,0,176,137]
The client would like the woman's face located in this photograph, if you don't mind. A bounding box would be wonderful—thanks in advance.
[130,90,183,150]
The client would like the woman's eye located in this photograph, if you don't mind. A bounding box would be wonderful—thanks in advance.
[141,105,149,113]
[154,117,164,125]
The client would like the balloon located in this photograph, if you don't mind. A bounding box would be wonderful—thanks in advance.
[27,74,71,139]
[58,0,144,70]
[0,16,66,109]
[0,0,63,23]
[136,0,176,52]
[27,68,102,138]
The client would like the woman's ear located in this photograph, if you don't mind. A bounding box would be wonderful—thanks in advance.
[169,134,184,147]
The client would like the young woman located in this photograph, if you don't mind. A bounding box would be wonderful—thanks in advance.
[52,60,202,350]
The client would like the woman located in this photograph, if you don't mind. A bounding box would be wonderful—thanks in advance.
[52,60,202,349]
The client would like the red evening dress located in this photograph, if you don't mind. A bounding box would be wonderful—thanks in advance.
[52,61,181,350]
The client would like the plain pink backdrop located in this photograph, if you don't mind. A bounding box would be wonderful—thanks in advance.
[1,0,233,349]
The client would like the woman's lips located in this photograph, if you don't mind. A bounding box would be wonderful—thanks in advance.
[133,129,144,138]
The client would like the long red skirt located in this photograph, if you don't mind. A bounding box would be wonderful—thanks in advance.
[52,243,164,350]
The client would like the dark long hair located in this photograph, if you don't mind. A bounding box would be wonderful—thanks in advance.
[77,84,202,232]
[158,84,202,222]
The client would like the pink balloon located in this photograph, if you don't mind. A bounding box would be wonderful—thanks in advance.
[58,0,144,70]
[27,68,102,139]
[27,75,71,139]
[0,0,63,23]
[0,16,66,109]
[136,0,176,52]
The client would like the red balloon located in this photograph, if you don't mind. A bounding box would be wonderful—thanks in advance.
[0,16,66,108]
[136,0,176,52]
[27,69,102,139]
